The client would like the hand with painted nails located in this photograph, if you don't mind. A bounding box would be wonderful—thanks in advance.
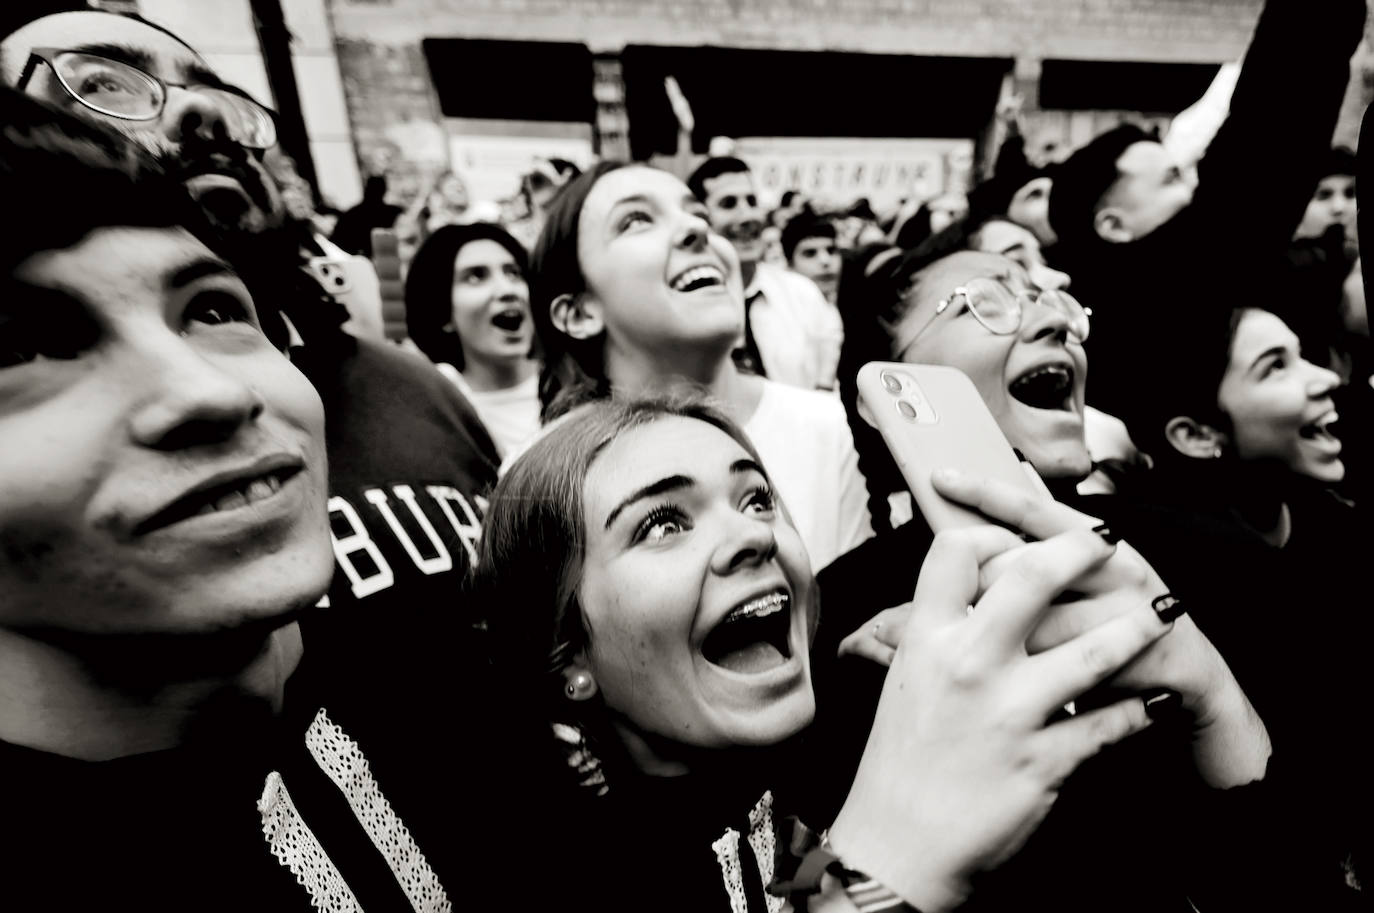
[826,519,1171,912]
[929,468,1272,787]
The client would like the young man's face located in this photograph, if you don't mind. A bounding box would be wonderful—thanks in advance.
[2,12,282,233]
[701,171,767,268]
[1295,174,1356,241]
[1100,141,1197,242]
[0,226,333,637]
[789,235,840,302]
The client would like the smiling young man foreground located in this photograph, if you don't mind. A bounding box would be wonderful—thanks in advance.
[0,88,540,913]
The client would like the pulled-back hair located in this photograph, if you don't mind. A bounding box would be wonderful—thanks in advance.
[527,160,627,419]
[405,221,530,369]
[474,392,765,790]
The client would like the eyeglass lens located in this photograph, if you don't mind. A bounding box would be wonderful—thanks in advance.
[966,278,1089,341]
[54,52,162,117]
[53,52,276,149]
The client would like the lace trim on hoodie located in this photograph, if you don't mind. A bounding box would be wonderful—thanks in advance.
[304,709,452,913]
[258,770,364,912]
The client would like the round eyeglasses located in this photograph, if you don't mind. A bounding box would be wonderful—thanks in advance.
[18,48,277,150]
[898,276,1091,356]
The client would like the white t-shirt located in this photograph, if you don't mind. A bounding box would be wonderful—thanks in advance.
[743,262,845,391]
[744,379,872,572]
[436,363,541,459]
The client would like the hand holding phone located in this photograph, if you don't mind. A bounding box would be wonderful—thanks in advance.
[856,361,1049,533]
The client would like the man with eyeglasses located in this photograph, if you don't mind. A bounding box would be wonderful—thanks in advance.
[688,156,844,391]
[3,9,504,632]
[3,14,282,234]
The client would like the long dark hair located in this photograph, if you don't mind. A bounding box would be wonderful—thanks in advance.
[527,160,628,419]
[405,222,530,369]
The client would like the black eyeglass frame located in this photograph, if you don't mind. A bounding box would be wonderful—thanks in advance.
[16,47,277,149]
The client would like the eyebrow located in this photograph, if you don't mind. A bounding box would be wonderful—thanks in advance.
[70,43,155,71]
[1248,344,1292,373]
[604,474,692,530]
[602,458,767,530]
[168,258,236,289]
[71,42,223,89]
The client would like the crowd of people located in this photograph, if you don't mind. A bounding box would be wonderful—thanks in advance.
[0,2,1369,911]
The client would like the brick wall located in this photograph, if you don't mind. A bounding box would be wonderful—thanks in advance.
[327,0,1266,62]
[326,0,1374,203]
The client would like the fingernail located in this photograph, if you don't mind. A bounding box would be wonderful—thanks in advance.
[932,468,965,484]
[1091,522,1122,545]
[1152,593,1185,624]
[1142,688,1182,721]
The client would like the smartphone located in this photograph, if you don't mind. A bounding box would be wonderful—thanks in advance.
[855,361,1049,532]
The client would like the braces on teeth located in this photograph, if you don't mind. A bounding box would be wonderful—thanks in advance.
[724,592,787,623]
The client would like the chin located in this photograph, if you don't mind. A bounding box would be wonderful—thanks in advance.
[1024,443,1094,482]
[723,691,817,748]
[1297,458,1345,485]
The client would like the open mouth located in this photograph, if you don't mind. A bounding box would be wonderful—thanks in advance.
[491,308,526,333]
[1299,411,1340,446]
[701,591,792,674]
[135,465,301,535]
[1009,363,1075,412]
[671,264,727,293]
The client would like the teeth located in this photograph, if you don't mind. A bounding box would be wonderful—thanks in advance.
[671,265,725,291]
[200,473,284,517]
[213,489,249,512]
[723,592,787,625]
[245,478,275,501]
[1015,364,1070,385]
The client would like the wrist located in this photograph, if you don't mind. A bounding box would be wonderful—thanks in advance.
[826,816,969,913]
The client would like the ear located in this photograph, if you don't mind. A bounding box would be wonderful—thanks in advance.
[561,659,599,702]
[550,293,604,341]
[1093,207,1133,244]
[1163,416,1227,460]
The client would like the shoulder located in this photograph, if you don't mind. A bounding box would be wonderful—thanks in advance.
[756,262,826,303]
[750,381,847,433]
[326,338,502,472]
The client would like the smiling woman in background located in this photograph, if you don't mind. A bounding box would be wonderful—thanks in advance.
[405,222,541,457]
[526,161,871,570]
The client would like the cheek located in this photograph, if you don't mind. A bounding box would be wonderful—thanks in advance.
[451,287,488,327]
[254,354,327,441]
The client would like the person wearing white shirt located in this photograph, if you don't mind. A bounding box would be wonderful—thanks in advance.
[406,222,541,458]
[687,157,844,391]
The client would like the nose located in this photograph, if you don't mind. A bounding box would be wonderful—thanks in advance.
[162,87,233,147]
[494,270,527,301]
[677,213,711,252]
[710,510,779,576]
[1021,293,1073,343]
[1303,359,1342,398]
[1030,263,1071,292]
[127,330,265,450]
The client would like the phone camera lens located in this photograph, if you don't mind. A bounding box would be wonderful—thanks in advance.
[880,371,903,395]
[896,400,918,420]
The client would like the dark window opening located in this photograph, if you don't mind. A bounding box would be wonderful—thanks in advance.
[422,38,594,123]
[1039,59,1223,114]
